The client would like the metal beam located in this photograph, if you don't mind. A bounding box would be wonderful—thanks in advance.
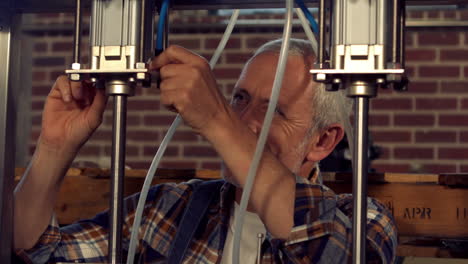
[12,0,468,13]
[0,5,16,264]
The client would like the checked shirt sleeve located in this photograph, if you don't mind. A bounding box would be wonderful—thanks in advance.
[14,181,195,264]
[265,176,398,264]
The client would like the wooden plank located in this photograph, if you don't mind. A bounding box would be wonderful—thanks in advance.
[14,168,468,238]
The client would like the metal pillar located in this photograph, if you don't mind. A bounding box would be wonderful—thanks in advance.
[352,96,369,264]
[109,94,128,264]
[0,6,15,264]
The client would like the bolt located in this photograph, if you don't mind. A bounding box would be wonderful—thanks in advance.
[69,73,81,81]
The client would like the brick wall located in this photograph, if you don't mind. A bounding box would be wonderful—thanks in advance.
[26,8,468,173]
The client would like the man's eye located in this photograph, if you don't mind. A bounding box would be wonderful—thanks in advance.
[233,93,247,105]
[275,107,285,117]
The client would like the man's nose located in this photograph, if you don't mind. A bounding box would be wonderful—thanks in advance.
[239,106,262,135]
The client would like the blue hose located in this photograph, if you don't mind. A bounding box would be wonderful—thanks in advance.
[295,0,319,34]
[156,0,170,52]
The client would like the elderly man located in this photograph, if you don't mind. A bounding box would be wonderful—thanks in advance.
[14,39,397,263]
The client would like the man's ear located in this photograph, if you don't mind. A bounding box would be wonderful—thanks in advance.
[306,123,345,163]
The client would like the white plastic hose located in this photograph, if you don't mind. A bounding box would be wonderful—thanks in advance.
[126,9,240,264]
[295,7,318,54]
[232,1,293,264]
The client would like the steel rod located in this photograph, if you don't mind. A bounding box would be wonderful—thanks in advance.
[318,0,325,65]
[400,0,406,68]
[392,0,399,64]
[72,0,81,64]
[109,95,127,264]
[352,96,369,264]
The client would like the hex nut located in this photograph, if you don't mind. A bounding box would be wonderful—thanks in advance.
[69,73,81,81]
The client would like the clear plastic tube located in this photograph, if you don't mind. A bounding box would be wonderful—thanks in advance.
[231,1,293,264]
[125,9,240,264]
[295,8,318,54]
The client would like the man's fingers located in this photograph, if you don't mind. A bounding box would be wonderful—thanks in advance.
[70,80,84,100]
[53,75,73,102]
[88,88,108,120]
[150,45,208,70]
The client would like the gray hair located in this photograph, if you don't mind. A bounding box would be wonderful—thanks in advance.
[252,38,352,136]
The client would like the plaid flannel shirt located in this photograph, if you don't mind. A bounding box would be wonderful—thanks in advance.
[16,176,397,263]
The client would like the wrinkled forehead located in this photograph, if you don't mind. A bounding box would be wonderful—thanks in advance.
[237,52,316,102]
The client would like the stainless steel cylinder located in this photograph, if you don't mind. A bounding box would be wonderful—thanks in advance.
[109,95,127,264]
[352,96,369,264]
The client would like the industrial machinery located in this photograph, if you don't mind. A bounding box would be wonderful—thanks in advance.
[0,0,463,263]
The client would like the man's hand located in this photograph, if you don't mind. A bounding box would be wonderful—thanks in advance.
[150,45,230,135]
[39,75,108,156]
[14,76,107,250]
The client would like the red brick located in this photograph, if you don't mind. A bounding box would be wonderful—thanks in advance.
[440,49,468,61]
[461,10,468,20]
[415,131,456,143]
[144,114,177,126]
[439,115,468,126]
[419,66,459,78]
[32,71,47,82]
[78,145,101,156]
[104,145,138,156]
[465,66,468,77]
[127,161,150,169]
[439,147,468,159]
[31,100,45,110]
[205,37,241,50]
[406,49,436,62]
[372,163,410,173]
[32,115,42,125]
[394,114,435,127]
[183,146,218,157]
[169,39,201,50]
[128,99,159,111]
[408,11,423,19]
[372,131,411,143]
[143,146,179,157]
[406,66,415,78]
[201,162,221,170]
[160,161,197,169]
[32,85,52,96]
[461,165,468,172]
[461,99,468,109]
[52,42,73,52]
[415,98,457,110]
[105,114,141,126]
[246,37,276,48]
[213,68,241,79]
[50,71,64,81]
[460,131,468,142]
[405,32,415,47]
[406,81,437,94]
[440,81,468,93]
[443,10,456,19]
[127,130,158,141]
[394,147,433,159]
[225,52,252,64]
[418,32,459,46]
[90,130,113,141]
[172,131,199,142]
[34,43,48,52]
[423,164,456,173]
[427,11,440,19]
[369,114,390,126]
[371,98,412,110]
[34,57,66,67]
